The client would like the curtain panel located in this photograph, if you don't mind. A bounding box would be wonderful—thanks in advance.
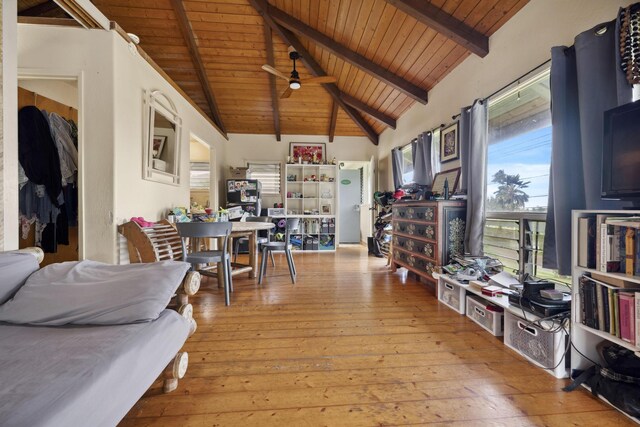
[543,18,633,275]
[391,147,404,190]
[412,131,433,186]
[460,100,488,256]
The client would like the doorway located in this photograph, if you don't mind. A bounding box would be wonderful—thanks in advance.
[189,134,215,212]
[17,76,81,266]
[338,168,362,243]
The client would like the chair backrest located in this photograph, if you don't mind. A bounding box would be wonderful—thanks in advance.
[284,217,300,242]
[176,222,233,257]
[176,222,232,238]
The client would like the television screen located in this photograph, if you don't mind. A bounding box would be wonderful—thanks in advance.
[602,101,640,199]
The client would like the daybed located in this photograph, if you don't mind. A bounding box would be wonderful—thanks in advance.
[0,250,200,427]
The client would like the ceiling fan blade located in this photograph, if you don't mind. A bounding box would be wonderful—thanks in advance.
[305,76,337,85]
[280,87,293,99]
[261,64,289,81]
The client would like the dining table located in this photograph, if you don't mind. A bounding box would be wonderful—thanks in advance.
[216,221,275,283]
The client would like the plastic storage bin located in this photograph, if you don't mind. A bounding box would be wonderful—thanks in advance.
[466,295,504,336]
[437,278,466,314]
[504,311,569,378]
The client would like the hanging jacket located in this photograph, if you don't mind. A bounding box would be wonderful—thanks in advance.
[46,111,78,185]
[18,106,62,206]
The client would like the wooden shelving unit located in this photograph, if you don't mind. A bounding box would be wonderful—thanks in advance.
[284,164,338,252]
[571,210,640,424]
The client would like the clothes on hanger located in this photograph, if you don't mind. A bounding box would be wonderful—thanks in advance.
[18,106,63,207]
[45,111,78,186]
[18,103,77,253]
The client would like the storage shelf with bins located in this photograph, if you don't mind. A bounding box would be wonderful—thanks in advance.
[284,164,338,252]
[435,273,570,379]
[571,210,640,424]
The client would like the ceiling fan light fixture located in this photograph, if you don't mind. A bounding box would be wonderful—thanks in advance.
[289,80,301,90]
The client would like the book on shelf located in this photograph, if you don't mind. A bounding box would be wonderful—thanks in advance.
[583,214,640,275]
[578,216,596,268]
[579,274,640,346]
[619,292,635,343]
[636,291,640,347]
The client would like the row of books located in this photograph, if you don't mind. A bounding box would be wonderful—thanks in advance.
[577,215,640,274]
[578,274,640,347]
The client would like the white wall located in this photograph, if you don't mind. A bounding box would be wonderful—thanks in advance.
[226,133,377,208]
[19,24,116,262]
[18,25,226,262]
[112,33,227,234]
[377,0,634,189]
[1,0,17,251]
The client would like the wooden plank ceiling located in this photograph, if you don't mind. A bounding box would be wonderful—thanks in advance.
[76,1,527,142]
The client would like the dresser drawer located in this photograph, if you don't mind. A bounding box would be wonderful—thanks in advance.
[399,222,436,240]
[393,206,409,219]
[394,236,436,260]
[405,206,436,222]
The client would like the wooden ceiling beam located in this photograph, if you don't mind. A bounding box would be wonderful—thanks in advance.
[328,102,338,143]
[19,1,59,16]
[249,0,378,145]
[266,3,428,105]
[263,24,281,142]
[340,94,396,129]
[170,0,227,134]
[385,0,489,58]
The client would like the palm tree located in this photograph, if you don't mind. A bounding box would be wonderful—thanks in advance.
[491,170,530,211]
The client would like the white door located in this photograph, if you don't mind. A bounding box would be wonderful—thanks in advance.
[339,169,361,243]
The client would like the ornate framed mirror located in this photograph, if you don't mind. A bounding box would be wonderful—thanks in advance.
[143,90,182,185]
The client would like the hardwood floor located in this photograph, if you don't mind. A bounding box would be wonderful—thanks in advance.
[120,245,633,426]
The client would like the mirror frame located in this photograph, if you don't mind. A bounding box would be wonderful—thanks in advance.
[143,90,182,185]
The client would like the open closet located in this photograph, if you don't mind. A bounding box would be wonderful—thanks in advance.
[17,80,79,266]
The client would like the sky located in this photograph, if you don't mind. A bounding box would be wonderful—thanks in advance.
[487,126,552,210]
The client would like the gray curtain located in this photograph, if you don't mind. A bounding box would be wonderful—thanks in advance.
[543,19,632,275]
[412,131,433,186]
[391,147,403,190]
[460,100,488,256]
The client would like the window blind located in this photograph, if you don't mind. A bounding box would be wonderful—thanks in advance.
[190,162,210,189]
[247,162,281,194]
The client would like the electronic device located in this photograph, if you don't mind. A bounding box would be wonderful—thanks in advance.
[602,100,640,206]
[540,289,564,301]
[508,280,570,317]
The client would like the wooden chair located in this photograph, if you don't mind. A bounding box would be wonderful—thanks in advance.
[258,217,299,285]
[233,216,275,267]
[176,222,234,306]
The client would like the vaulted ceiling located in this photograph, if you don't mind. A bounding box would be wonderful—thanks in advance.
[20,0,529,143]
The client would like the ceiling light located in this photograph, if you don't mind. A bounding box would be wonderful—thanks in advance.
[289,81,301,90]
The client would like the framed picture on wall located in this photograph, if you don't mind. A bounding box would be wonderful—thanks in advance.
[152,135,167,159]
[432,168,461,196]
[440,122,459,163]
[290,142,326,164]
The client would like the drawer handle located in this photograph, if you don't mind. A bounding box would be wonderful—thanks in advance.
[444,283,454,291]
[517,321,538,336]
[474,306,486,317]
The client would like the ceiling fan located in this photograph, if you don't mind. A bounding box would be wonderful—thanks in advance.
[262,48,337,98]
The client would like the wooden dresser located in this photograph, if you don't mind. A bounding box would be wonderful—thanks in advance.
[391,200,466,287]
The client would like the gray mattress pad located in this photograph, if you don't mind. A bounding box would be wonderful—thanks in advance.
[0,309,189,427]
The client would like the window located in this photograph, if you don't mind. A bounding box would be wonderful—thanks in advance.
[401,144,414,184]
[486,67,551,213]
[483,66,568,284]
[247,162,281,195]
[189,162,210,189]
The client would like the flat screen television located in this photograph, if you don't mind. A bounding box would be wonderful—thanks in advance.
[602,100,640,204]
